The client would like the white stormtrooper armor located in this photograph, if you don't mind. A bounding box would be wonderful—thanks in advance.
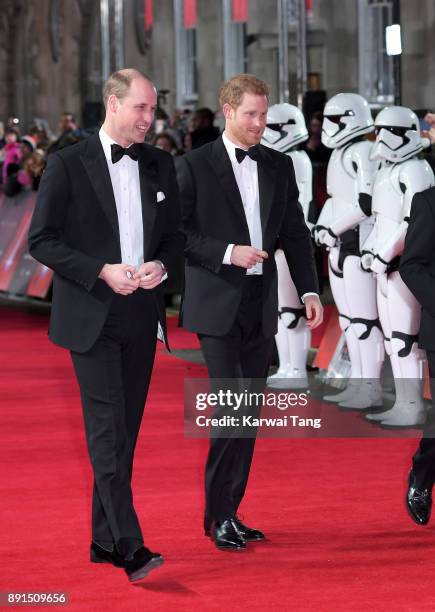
[360,106,434,426]
[314,93,385,408]
[262,104,313,388]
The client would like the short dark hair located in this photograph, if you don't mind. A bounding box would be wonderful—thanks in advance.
[154,132,177,149]
[194,108,215,125]
[62,112,76,123]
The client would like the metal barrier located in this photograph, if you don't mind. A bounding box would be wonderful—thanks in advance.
[0,191,53,301]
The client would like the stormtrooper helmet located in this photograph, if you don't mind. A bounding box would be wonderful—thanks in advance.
[370,106,424,162]
[321,93,374,148]
[261,103,308,152]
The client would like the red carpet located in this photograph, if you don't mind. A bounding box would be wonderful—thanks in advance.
[1,306,435,611]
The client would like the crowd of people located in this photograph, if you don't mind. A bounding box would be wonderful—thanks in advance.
[0,112,82,196]
[0,104,332,198]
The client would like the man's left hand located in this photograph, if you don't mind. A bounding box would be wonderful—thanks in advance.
[304,295,323,330]
[133,261,165,289]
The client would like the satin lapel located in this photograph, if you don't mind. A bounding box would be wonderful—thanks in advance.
[80,134,119,240]
[138,148,158,261]
[208,138,249,231]
[257,145,277,239]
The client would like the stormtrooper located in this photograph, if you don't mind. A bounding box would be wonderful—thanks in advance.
[360,106,434,427]
[313,93,385,409]
[261,103,313,389]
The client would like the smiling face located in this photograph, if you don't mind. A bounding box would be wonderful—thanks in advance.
[223,92,268,148]
[106,77,157,146]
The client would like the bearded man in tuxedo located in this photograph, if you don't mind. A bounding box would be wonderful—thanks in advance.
[178,74,323,551]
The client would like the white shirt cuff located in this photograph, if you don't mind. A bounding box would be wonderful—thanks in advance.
[154,260,168,283]
[301,292,318,303]
[223,244,235,265]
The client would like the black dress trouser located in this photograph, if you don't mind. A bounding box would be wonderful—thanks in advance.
[70,290,158,559]
[413,350,435,488]
[199,276,274,525]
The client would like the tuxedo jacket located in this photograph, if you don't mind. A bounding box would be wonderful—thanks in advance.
[178,136,318,337]
[28,134,183,353]
[400,186,435,350]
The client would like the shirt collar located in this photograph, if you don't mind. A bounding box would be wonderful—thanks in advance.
[99,127,138,163]
[222,131,259,165]
[99,127,118,162]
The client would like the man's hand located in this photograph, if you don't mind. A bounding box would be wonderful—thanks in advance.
[230,245,268,269]
[99,263,140,295]
[133,260,165,289]
[304,295,323,330]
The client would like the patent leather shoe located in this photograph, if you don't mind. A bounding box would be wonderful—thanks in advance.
[90,541,125,567]
[212,519,246,551]
[124,546,164,582]
[406,470,432,526]
[232,516,265,541]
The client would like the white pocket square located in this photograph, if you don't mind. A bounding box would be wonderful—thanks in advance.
[156,191,166,203]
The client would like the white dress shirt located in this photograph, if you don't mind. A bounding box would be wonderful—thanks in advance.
[222,131,263,275]
[221,132,317,303]
[99,127,144,268]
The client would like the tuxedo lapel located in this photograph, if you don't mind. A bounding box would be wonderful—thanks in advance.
[80,134,120,240]
[81,136,159,261]
[257,145,277,239]
[208,137,250,233]
[138,147,158,261]
[208,138,277,240]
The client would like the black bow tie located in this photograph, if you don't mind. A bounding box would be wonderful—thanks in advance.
[111,143,141,164]
[235,145,260,164]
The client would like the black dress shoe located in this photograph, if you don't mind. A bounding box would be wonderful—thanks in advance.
[232,516,265,541]
[212,519,246,551]
[90,542,125,567]
[124,546,164,582]
[406,470,433,526]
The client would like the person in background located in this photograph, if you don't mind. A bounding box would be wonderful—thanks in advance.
[422,112,435,144]
[18,136,44,191]
[166,110,185,150]
[29,126,50,152]
[1,128,21,185]
[22,150,45,191]
[0,122,5,150]
[153,132,180,156]
[190,107,220,149]
[48,112,81,153]
[303,111,331,164]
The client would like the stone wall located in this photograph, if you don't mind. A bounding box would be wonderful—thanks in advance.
[1,0,434,133]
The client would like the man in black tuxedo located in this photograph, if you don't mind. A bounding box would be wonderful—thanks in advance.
[400,186,435,526]
[28,69,183,581]
[178,74,322,551]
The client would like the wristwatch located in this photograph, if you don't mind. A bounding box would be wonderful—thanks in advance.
[154,260,166,274]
